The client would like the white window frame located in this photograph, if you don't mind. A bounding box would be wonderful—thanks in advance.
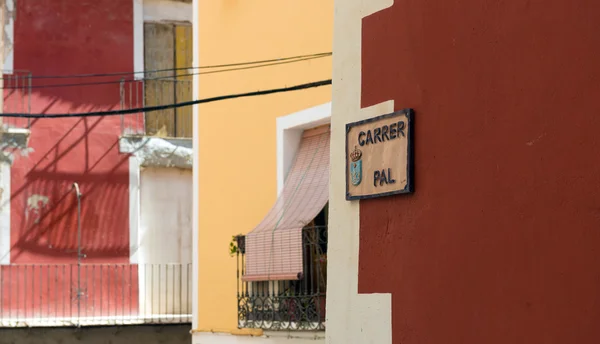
[276,102,332,195]
[132,0,193,79]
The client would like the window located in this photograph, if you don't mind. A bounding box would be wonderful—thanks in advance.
[236,123,330,331]
[143,22,193,138]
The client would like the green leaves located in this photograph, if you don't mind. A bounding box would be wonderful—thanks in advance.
[229,235,238,257]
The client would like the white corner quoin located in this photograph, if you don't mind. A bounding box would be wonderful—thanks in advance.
[276,102,331,195]
[3,0,14,72]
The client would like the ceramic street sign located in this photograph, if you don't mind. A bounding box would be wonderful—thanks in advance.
[346,109,414,200]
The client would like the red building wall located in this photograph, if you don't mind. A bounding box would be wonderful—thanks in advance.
[1,0,135,319]
[359,1,600,343]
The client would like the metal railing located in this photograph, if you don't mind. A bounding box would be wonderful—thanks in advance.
[236,226,327,331]
[2,70,32,129]
[119,77,192,138]
[0,263,192,327]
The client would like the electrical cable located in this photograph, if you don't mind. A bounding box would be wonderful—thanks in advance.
[5,52,332,80]
[0,79,332,118]
[3,54,332,90]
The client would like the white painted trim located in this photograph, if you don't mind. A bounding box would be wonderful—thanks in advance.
[276,102,331,195]
[192,332,325,344]
[0,314,191,327]
[129,156,141,263]
[134,0,194,80]
[3,0,14,72]
[191,0,199,331]
[119,137,193,169]
[128,155,147,315]
[133,0,144,79]
[0,162,10,264]
[143,0,193,22]
[138,261,147,317]
[326,0,394,343]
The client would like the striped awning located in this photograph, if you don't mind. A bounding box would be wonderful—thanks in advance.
[243,125,330,281]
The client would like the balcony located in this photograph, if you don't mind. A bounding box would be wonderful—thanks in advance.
[236,226,327,331]
[0,263,192,327]
[119,77,192,139]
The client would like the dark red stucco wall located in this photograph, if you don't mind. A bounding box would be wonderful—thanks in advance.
[359,1,600,343]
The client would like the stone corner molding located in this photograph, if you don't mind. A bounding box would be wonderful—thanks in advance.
[327,0,395,343]
[363,0,394,18]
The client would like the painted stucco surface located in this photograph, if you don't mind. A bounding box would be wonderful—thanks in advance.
[139,167,192,265]
[327,1,394,343]
[195,0,333,336]
[358,1,600,343]
[120,137,192,169]
[10,0,131,263]
[1,0,133,318]
[194,332,323,344]
[138,167,192,316]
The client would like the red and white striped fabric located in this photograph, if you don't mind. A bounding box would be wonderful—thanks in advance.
[243,126,330,281]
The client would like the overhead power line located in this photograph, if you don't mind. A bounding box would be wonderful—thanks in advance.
[0,79,332,119]
[8,52,332,80]
[4,54,332,90]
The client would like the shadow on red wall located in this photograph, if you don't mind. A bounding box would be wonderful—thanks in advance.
[0,0,141,323]
[6,0,135,264]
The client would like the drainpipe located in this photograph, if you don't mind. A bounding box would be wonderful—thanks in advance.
[72,182,83,324]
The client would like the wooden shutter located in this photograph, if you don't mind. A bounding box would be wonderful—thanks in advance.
[144,22,176,137]
[174,24,193,138]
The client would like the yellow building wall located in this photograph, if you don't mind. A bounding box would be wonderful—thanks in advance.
[196,0,333,334]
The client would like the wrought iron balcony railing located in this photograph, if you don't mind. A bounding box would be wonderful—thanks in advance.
[236,226,327,331]
[0,263,192,327]
[119,77,192,138]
